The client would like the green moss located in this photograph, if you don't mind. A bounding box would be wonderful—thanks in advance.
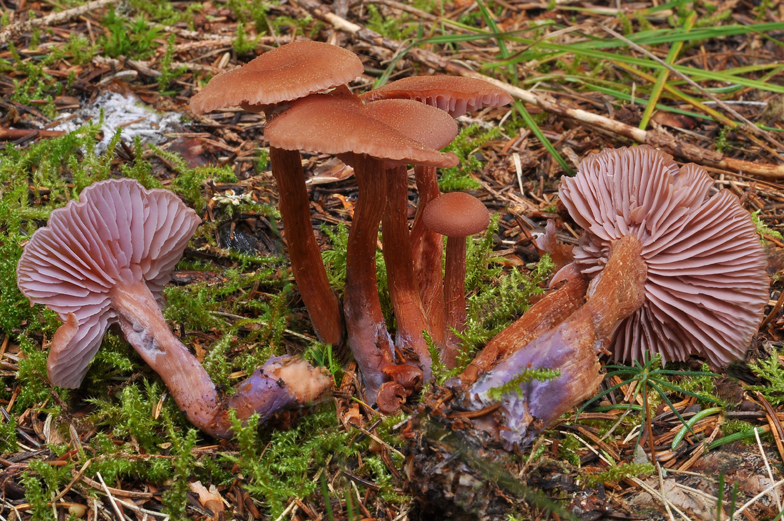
[226,407,354,518]
[439,124,502,192]
[456,217,553,360]
[752,209,783,242]
[149,144,237,212]
[162,422,200,520]
[747,349,784,405]
[583,462,654,487]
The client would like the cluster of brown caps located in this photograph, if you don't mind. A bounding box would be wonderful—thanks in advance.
[190,41,513,412]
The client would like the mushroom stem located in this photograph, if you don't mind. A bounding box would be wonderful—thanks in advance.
[456,273,588,390]
[382,164,432,382]
[110,279,332,438]
[443,235,468,365]
[466,234,647,450]
[344,154,396,404]
[410,165,446,348]
[269,147,344,347]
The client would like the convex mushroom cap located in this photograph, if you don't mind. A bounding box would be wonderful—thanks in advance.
[360,75,513,117]
[189,41,364,114]
[364,99,458,151]
[265,90,459,167]
[558,145,768,367]
[423,191,490,237]
[17,178,201,387]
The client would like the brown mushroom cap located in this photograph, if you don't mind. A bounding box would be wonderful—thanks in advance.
[360,75,514,117]
[189,41,364,114]
[422,192,490,237]
[559,145,768,367]
[364,99,458,150]
[265,91,459,168]
[16,179,201,387]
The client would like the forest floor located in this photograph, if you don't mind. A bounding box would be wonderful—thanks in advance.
[1,0,784,519]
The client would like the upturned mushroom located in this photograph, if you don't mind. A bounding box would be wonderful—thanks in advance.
[422,192,490,367]
[458,145,769,450]
[17,179,332,438]
[264,89,458,404]
[558,145,769,366]
[190,41,364,347]
[361,76,513,350]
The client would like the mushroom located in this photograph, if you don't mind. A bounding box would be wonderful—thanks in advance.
[190,41,364,347]
[361,76,513,350]
[363,99,458,382]
[422,192,490,367]
[558,145,769,367]
[265,89,458,403]
[17,179,332,438]
[458,145,768,450]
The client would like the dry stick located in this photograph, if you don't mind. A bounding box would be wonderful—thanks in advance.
[733,479,784,519]
[96,472,126,521]
[0,0,120,45]
[51,459,92,504]
[753,427,782,512]
[292,0,784,178]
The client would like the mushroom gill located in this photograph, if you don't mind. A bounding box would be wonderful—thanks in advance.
[559,145,769,366]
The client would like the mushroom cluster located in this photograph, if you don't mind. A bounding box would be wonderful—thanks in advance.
[190,41,513,409]
[17,179,332,438]
[17,40,771,448]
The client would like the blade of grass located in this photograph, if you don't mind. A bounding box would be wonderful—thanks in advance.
[613,61,738,128]
[490,42,784,94]
[639,11,696,130]
[601,23,770,133]
[717,473,725,521]
[320,473,334,521]
[648,379,700,438]
[475,0,517,84]
[513,100,573,175]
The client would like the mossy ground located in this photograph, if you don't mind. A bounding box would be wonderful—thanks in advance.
[2,0,784,519]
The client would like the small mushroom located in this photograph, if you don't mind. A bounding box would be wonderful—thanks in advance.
[361,76,513,350]
[17,179,332,438]
[190,41,364,347]
[265,89,458,404]
[558,145,769,366]
[422,192,490,367]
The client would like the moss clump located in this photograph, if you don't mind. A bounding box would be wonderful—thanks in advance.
[439,124,502,192]
[583,462,654,487]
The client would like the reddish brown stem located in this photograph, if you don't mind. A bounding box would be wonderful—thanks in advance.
[111,280,332,438]
[410,165,446,348]
[382,165,432,382]
[466,235,648,449]
[344,155,395,404]
[270,147,344,346]
[443,235,468,366]
[457,273,588,390]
